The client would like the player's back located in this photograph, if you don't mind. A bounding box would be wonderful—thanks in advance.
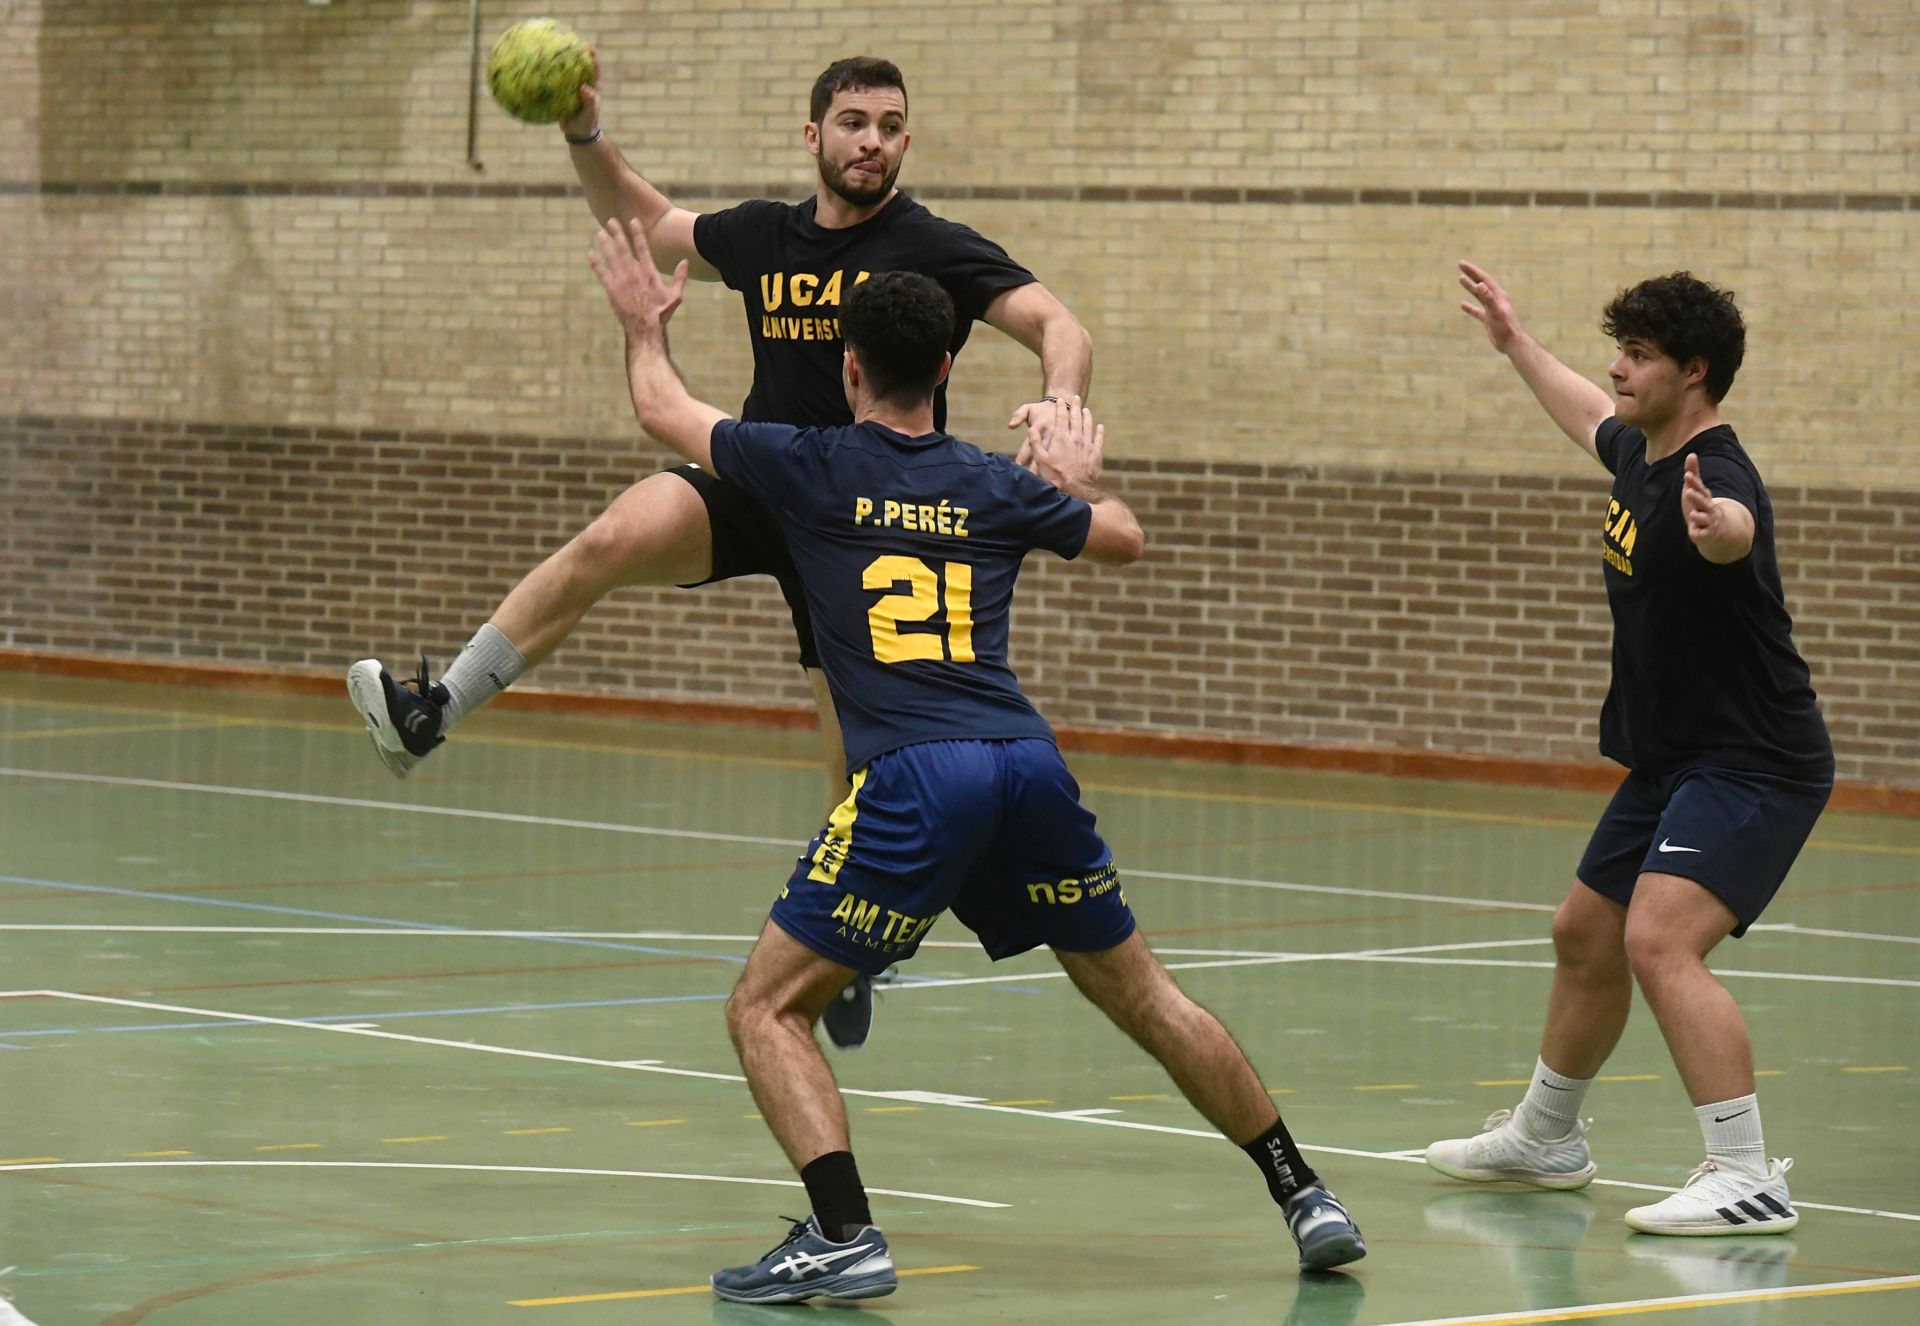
[708,419,1093,774]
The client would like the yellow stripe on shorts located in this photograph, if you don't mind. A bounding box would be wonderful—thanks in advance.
[807,767,867,885]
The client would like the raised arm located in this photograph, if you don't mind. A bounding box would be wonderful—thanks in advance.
[563,82,718,281]
[588,217,728,467]
[1022,397,1144,566]
[988,282,1093,458]
[1459,260,1612,463]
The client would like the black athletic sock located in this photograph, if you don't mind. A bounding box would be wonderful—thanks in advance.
[1243,1117,1319,1205]
[800,1150,872,1242]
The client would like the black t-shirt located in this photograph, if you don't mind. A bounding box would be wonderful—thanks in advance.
[1593,417,1832,777]
[692,192,1036,431]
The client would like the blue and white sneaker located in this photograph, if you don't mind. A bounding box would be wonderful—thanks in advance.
[1283,1184,1367,1271]
[710,1215,896,1303]
[1625,1158,1798,1236]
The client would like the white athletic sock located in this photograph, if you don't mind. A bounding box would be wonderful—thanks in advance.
[1515,1056,1592,1141]
[1696,1093,1767,1177]
[438,622,528,729]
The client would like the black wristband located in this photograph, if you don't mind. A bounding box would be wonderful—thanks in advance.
[564,127,603,146]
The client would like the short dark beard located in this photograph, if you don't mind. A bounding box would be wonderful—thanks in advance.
[819,153,899,208]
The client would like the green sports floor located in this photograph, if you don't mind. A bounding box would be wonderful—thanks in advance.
[1,674,1915,1325]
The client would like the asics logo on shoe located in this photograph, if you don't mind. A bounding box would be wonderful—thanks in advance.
[1658,838,1702,854]
[404,711,431,733]
[771,1242,876,1280]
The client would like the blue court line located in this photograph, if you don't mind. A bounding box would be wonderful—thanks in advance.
[0,991,732,1041]
[0,873,748,965]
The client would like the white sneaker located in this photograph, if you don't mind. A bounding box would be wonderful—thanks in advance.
[1425,1107,1596,1189]
[1625,1158,1797,1236]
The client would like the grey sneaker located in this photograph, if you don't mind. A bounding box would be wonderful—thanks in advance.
[1426,1107,1596,1190]
[1283,1184,1367,1272]
[710,1215,895,1303]
[347,657,448,779]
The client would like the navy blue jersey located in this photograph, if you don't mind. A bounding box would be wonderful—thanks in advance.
[1594,418,1832,777]
[709,419,1093,773]
[692,193,1036,431]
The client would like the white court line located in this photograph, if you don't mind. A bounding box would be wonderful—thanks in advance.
[8,766,1917,947]
[1375,1274,1920,1326]
[6,923,1913,990]
[0,767,794,848]
[1762,922,1920,945]
[23,991,1920,1226]
[0,1159,1007,1208]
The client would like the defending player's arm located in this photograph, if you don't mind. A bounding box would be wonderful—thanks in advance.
[1024,397,1144,566]
[1458,260,1612,463]
[589,218,728,467]
[991,284,1093,463]
[562,82,719,281]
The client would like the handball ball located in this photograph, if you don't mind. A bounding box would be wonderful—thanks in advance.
[486,18,595,125]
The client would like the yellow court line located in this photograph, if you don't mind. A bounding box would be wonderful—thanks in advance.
[0,719,253,742]
[1475,1078,1532,1087]
[866,1106,922,1114]
[1110,1093,1172,1102]
[1398,1273,1920,1325]
[383,1136,450,1144]
[1354,1083,1420,1092]
[986,1099,1054,1106]
[623,1119,688,1128]
[1596,1073,1661,1083]
[255,1143,324,1152]
[0,1157,62,1165]
[1843,1065,1908,1073]
[511,1264,980,1306]
[127,1150,194,1158]
[504,1127,572,1136]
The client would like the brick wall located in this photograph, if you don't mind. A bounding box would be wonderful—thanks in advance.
[6,412,1916,787]
[2,1,1916,786]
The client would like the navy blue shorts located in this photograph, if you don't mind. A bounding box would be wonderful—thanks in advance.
[769,738,1137,975]
[1576,766,1832,937]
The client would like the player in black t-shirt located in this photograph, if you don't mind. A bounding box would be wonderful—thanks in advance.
[346,58,1090,1049]
[587,219,1367,1300]
[1425,264,1833,1237]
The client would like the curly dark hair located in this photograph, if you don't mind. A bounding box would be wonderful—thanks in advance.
[809,57,908,124]
[1600,272,1746,403]
[842,271,954,407]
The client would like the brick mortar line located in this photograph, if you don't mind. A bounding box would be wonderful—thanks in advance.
[0,180,1914,212]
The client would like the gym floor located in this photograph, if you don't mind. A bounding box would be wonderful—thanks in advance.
[2,674,1915,1324]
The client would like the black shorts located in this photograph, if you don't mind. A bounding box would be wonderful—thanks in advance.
[1575,765,1832,937]
[667,464,817,669]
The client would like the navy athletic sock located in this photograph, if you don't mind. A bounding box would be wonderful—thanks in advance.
[800,1150,873,1241]
[1243,1118,1319,1205]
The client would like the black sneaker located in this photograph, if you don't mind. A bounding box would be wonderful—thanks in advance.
[822,972,875,1050]
[346,656,448,779]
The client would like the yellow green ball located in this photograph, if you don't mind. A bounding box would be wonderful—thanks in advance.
[486,18,595,125]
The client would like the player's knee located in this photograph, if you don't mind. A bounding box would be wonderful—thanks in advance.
[1551,890,1624,974]
[568,510,656,579]
[1621,914,1689,988]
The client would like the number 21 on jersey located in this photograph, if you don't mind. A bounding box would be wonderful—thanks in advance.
[865,555,974,664]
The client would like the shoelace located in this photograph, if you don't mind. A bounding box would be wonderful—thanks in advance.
[407,654,438,697]
[754,1215,815,1261]
[1482,1106,1596,1141]
[1679,1155,1789,1195]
